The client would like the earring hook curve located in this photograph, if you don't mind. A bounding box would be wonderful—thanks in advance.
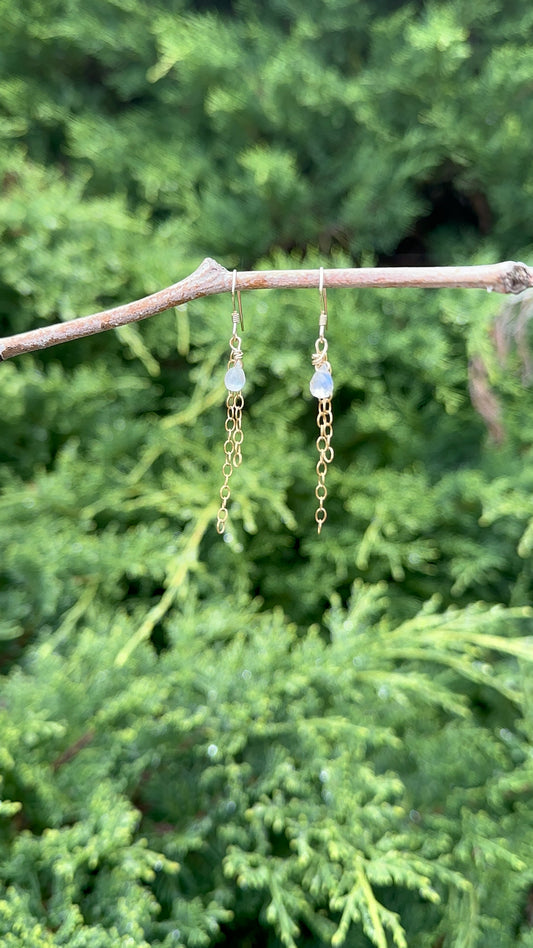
[319,266,328,335]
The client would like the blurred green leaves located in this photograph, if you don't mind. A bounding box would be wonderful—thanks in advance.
[2,0,533,945]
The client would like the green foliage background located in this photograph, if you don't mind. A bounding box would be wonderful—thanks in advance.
[1,1,533,945]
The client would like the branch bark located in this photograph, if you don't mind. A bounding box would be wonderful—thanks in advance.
[1,258,531,361]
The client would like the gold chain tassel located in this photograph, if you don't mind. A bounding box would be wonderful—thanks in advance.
[216,391,244,534]
[315,397,334,533]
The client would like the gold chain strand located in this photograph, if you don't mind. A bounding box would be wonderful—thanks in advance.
[315,397,334,532]
[232,393,244,468]
[216,322,245,534]
[216,391,244,534]
[216,393,236,533]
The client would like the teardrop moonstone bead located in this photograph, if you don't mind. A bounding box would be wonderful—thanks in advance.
[224,365,246,392]
[309,370,334,398]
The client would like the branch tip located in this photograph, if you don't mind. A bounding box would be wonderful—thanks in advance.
[503,262,532,295]
[199,256,225,271]
[195,256,227,280]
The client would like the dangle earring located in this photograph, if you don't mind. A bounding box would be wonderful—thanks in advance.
[216,270,246,535]
[309,267,334,533]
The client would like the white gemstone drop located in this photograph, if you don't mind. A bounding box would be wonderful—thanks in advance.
[310,370,333,398]
[224,365,246,392]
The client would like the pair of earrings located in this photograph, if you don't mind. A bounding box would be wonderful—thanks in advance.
[216,268,334,536]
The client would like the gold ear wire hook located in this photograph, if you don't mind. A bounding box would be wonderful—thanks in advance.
[232,269,244,332]
[319,266,327,337]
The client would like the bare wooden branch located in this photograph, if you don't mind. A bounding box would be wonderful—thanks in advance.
[52,730,95,771]
[1,258,532,361]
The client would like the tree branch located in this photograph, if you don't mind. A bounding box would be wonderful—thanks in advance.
[1,258,531,361]
[52,729,95,771]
